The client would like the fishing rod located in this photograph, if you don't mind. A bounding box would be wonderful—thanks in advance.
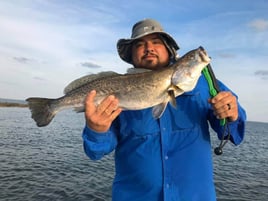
[202,64,231,155]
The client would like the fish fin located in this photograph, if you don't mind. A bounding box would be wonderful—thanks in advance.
[168,90,177,108]
[74,106,85,113]
[26,98,57,127]
[64,71,119,94]
[126,68,152,74]
[169,84,185,98]
[152,102,168,119]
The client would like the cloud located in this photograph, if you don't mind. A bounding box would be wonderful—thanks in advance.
[13,56,34,64]
[80,61,102,69]
[248,19,268,31]
[217,53,236,59]
[254,70,268,80]
[33,76,47,81]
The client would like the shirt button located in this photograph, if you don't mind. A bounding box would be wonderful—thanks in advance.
[166,184,170,188]
[165,155,168,160]
[162,127,166,131]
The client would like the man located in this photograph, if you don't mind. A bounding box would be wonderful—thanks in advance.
[82,19,246,201]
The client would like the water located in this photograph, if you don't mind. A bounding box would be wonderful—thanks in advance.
[0,108,267,201]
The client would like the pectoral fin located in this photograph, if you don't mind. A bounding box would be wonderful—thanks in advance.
[152,102,168,119]
[168,90,177,108]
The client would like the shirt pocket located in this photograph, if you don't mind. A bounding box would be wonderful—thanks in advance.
[117,109,161,157]
[168,91,203,130]
[118,108,160,141]
[170,126,200,151]
[167,92,204,150]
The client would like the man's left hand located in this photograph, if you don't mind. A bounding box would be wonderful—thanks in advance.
[208,91,238,122]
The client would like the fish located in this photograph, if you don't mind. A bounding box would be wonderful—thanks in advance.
[26,46,210,127]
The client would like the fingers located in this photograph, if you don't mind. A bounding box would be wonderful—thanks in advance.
[85,90,97,115]
[208,91,238,122]
[84,90,122,132]
[96,95,117,115]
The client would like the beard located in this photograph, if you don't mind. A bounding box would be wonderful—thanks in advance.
[138,57,168,70]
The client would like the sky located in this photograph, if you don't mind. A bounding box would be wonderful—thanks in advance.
[0,0,267,122]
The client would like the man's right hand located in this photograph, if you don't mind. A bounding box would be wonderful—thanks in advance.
[84,90,122,133]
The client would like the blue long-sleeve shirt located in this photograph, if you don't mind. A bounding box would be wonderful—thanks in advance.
[82,74,247,201]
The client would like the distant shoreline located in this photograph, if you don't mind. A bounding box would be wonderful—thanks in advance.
[0,102,28,108]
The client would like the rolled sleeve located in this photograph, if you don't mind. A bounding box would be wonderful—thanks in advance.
[224,105,247,145]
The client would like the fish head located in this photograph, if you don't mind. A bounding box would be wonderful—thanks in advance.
[171,46,211,92]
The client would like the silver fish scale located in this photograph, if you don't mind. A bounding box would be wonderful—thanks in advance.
[60,67,174,110]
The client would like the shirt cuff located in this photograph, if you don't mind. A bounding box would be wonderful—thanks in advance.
[83,125,111,143]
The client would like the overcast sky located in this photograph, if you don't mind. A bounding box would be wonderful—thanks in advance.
[0,0,267,122]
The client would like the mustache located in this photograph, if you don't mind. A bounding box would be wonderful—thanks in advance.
[142,52,158,59]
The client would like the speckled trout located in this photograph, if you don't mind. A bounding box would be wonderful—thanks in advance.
[26,46,210,127]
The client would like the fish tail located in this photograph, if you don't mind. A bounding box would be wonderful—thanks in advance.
[26,97,58,127]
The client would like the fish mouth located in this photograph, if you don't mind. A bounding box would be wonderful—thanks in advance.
[199,46,205,51]
[198,46,210,63]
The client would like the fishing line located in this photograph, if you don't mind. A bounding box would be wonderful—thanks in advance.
[214,120,231,155]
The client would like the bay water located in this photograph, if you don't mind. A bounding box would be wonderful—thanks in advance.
[0,108,267,201]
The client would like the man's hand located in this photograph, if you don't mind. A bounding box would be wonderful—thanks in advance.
[84,90,122,132]
[208,91,238,122]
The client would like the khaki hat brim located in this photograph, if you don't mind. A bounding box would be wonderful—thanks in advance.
[117,31,179,64]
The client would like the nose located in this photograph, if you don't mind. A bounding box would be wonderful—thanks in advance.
[144,41,154,53]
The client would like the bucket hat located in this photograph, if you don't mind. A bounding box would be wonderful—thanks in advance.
[117,19,179,64]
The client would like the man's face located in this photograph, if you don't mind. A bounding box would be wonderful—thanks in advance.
[131,34,170,70]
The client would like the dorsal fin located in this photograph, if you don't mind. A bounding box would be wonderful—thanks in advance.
[64,71,119,94]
